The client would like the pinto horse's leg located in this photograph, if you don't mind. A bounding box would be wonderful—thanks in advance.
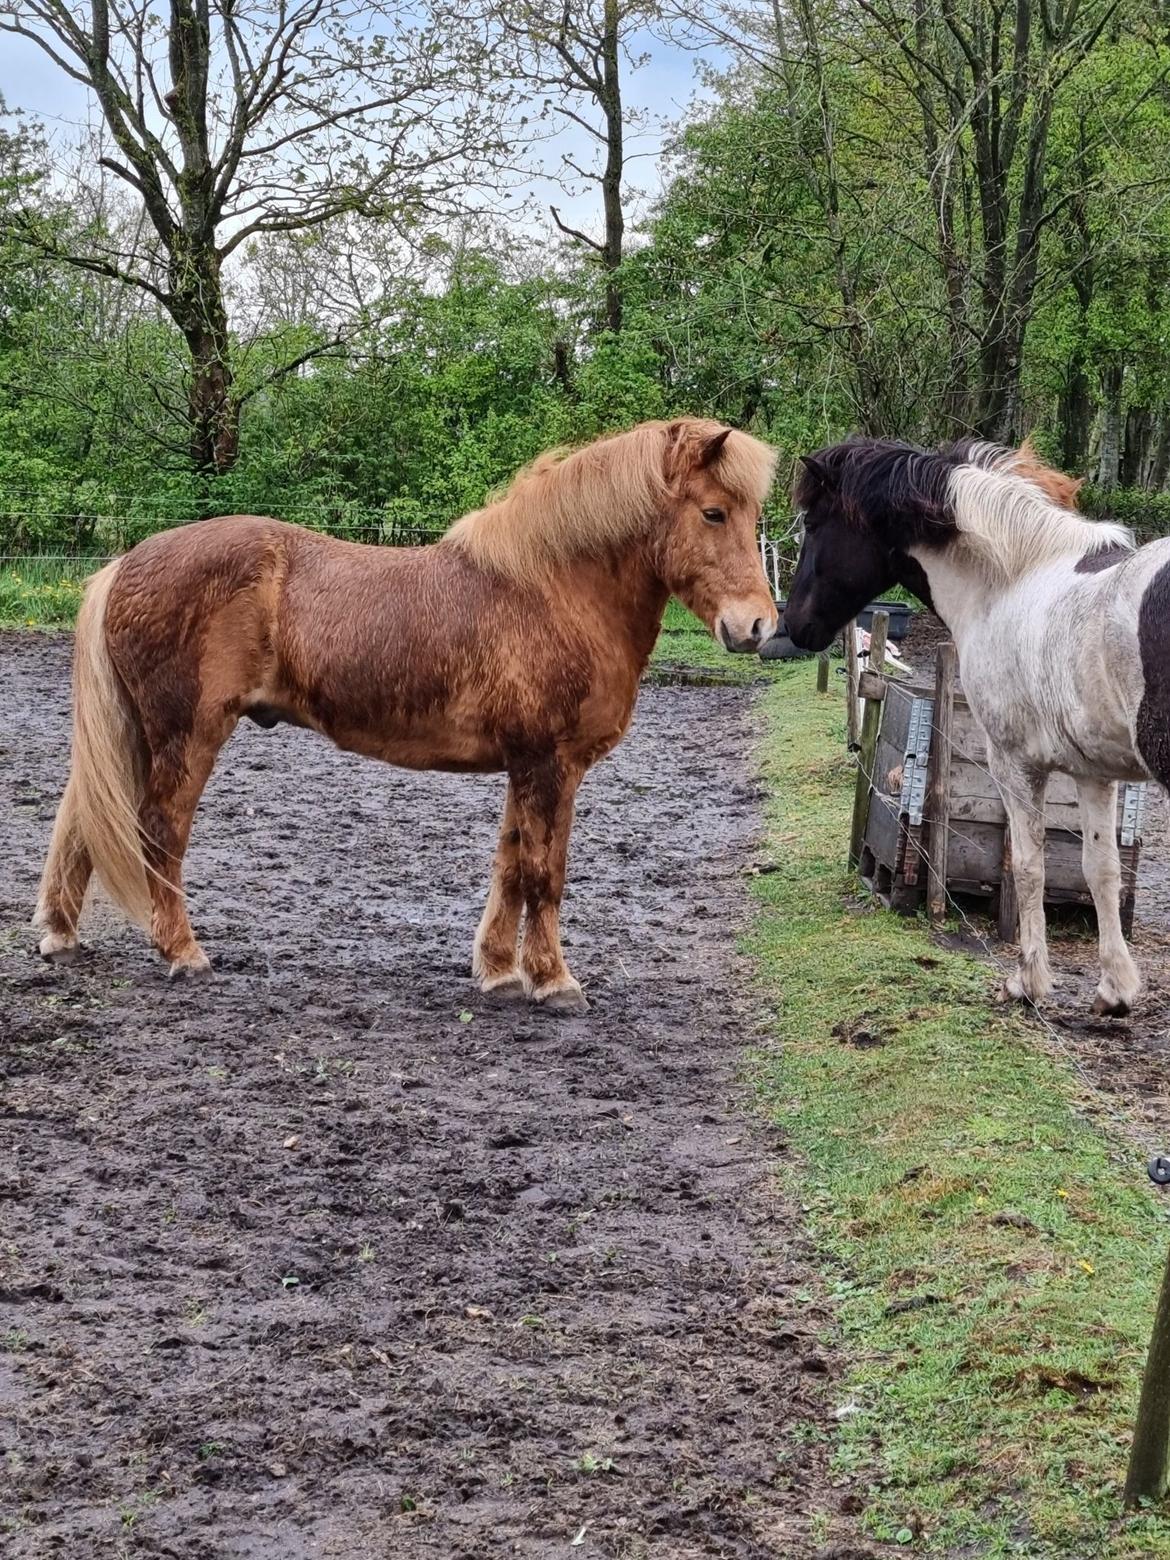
[991,752,1055,1005]
[472,783,526,998]
[139,720,234,977]
[34,775,93,963]
[1077,779,1141,1017]
[510,757,587,1014]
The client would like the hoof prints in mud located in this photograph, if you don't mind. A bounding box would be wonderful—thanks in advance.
[1,630,846,1558]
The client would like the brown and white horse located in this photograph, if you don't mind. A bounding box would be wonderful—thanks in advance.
[35,417,778,1012]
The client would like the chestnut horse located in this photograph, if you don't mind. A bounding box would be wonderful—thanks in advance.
[35,418,778,1013]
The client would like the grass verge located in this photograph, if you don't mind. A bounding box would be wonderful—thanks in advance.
[748,662,1170,1558]
[648,598,797,683]
[0,561,90,627]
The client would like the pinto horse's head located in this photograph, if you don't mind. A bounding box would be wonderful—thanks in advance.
[659,421,779,654]
[783,439,954,651]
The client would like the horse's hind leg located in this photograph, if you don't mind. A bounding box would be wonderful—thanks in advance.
[140,719,234,977]
[473,783,526,998]
[34,775,93,963]
[511,757,586,1015]
[1077,779,1141,1016]
[991,751,1055,1004]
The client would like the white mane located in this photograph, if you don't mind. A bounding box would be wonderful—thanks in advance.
[947,463,1133,582]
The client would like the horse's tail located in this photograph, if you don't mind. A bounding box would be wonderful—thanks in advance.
[47,561,153,929]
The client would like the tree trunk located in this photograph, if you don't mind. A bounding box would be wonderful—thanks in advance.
[185,325,238,473]
[1060,355,1093,473]
[1150,409,1170,493]
[172,261,237,472]
[1123,406,1154,489]
[1097,361,1125,490]
[599,0,623,333]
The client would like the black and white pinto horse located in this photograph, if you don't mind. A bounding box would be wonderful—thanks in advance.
[782,437,1167,1017]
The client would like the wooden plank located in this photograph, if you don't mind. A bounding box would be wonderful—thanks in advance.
[849,611,889,868]
[844,621,860,751]
[998,832,1018,940]
[816,651,830,693]
[865,790,903,867]
[878,681,914,751]
[926,642,957,922]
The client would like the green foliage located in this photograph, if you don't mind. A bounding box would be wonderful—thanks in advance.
[1081,485,1170,540]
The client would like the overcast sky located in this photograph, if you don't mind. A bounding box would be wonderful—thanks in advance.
[0,24,726,247]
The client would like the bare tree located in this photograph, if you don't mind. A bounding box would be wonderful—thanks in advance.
[0,0,512,471]
[486,0,659,334]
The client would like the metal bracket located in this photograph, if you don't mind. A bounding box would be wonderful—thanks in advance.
[1121,782,1147,848]
[900,695,934,827]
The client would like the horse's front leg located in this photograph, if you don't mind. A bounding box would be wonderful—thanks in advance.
[472,782,526,999]
[1077,778,1141,1016]
[991,750,1054,1005]
[512,756,587,1014]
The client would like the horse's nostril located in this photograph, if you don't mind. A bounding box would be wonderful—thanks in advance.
[751,618,764,643]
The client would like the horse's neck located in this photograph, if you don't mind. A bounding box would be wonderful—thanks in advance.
[904,546,1005,653]
[573,546,671,663]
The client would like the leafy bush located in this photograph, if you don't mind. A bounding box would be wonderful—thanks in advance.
[1080,484,1170,540]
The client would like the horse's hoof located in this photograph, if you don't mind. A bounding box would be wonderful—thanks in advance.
[532,980,589,1016]
[168,952,212,980]
[1092,992,1131,1019]
[481,971,525,1001]
[39,935,80,966]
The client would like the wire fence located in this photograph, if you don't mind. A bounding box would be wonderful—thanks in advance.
[1,501,800,591]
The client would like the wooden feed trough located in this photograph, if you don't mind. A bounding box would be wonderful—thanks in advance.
[854,643,1146,938]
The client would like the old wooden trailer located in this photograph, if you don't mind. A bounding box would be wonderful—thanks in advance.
[854,643,1146,938]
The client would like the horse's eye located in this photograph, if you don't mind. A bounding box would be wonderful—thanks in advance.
[702,507,726,525]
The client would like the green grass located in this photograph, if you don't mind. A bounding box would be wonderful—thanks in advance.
[748,663,1170,1557]
[0,559,92,626]
[649,597,794,682]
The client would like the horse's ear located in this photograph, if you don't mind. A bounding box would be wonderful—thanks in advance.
[800,454,836,489]
[700,428,733,468]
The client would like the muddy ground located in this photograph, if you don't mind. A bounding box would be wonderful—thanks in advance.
[899,610,1170,1148]
[0,632,854,1560]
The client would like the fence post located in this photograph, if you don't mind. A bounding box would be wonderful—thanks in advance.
[1125,1238,1170,1507]
[844,621,861,752]
[997,836,1019,942]
[816,651,830,693]
[926,641,957,924]
[849,610,889,869]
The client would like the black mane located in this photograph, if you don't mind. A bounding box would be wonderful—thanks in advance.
[794,437,961,547]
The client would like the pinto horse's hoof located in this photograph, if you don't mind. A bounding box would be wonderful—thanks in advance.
[531,979,589,1016]
[1091,992,1131,1019]
[480,971,526,1001]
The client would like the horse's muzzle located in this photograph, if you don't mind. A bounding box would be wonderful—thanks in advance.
[717,607,777,655]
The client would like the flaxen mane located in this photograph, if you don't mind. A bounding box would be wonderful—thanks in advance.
[944,435,1084,510]
[946,462,1131,581]
[444,418,777,584]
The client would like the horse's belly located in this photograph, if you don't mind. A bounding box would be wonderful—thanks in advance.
[331,721,506,773]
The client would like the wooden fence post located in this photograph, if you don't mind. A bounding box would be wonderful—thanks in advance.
[926,641,957,923]
[844,621,861,751]
[816,651,830,693]
[849,610,889,869]
[997,836,1019,943]
[1125,1238,1170,1507]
